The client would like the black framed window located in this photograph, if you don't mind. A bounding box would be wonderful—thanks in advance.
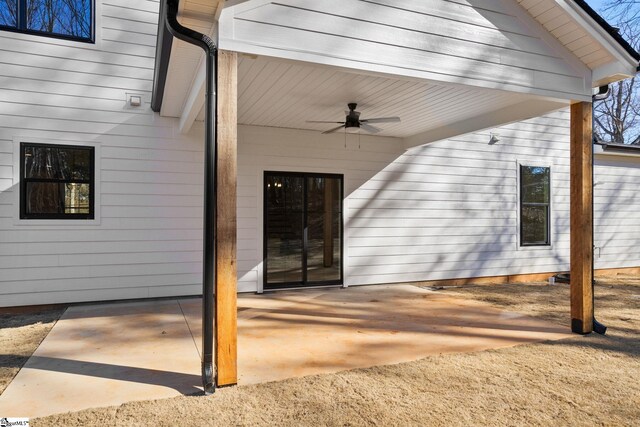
[0,0,94,43]
[20,142,95,219]
[520,165,550,246]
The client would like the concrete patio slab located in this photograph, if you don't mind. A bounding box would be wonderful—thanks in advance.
[179,284,570,384]
[0,299,202,418]
[0,284,570,418]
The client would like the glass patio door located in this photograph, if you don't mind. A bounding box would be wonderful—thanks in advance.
[264,172,342,289]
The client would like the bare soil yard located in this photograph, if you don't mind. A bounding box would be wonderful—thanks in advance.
[0,307,65,395]
[3,276,639,426]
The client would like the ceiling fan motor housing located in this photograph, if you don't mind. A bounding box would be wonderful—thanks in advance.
[307,102,399,134]
[345,103,360,128]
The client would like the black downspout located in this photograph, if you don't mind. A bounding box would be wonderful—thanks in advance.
[591,85,609,335]
[164,0,217,394]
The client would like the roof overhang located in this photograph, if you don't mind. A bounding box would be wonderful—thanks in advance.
[594,142,640,157]
[559,0,639,86]
[152,0,640,137]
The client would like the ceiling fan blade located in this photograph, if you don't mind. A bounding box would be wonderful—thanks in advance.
[361,117,401,124]
[360,123,382,133]
[322,124,346,134]
[306,120,345,124]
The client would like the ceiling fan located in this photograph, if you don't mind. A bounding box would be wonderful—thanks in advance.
[307,103,401,134]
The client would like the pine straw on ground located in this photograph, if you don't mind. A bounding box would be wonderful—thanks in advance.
[0,308,65,395]
[30,275,640,426]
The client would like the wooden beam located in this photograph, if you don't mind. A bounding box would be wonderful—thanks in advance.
[215,49,238,386]
[570,101,594,334]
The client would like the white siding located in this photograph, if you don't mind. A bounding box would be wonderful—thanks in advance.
[0,0,207,306]
[219,0,591,101]
[238,110,640,291]
[594,155,640,270]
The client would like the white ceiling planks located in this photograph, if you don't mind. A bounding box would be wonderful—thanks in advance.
[517,0,614,69]
[195,55,532,139]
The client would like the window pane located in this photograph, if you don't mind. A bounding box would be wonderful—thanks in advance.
[265,175,304,284]
[521,166,550,203]
[27,0,91,39]
[24,146,70,179]
[0,0,17,27]
[26,182,62,214]
[306,177,342,282]
[21,143,94,219]
[64,183,90,214]
[522,205,548,245]
[68,148,92,180]
[24,145,91,180]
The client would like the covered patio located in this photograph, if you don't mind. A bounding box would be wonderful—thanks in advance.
[151,0,639,390]
[0,284,569,418]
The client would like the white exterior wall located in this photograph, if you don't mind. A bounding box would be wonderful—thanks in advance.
[0,0,206,306]
[594,154,640,270]
[238,110,640,291]
[220,0,592,101]
[0,0,637,306]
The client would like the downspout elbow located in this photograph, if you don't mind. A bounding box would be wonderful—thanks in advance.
[164,0,216,54]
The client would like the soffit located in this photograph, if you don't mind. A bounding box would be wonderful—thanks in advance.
[160,0,220,118]
[194,55,534,139]
[518,0,617,69]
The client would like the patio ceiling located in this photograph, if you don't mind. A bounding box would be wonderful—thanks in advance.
[154,0,636,147]
[164,53,567,144]
[206,55,540,139]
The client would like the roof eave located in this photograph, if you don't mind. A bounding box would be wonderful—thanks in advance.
[572,0,640,64]
[563,0,640,84]
[151,0,172,113]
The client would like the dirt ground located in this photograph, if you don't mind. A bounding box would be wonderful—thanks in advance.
[0,307,65,395]
[4,276,640,426]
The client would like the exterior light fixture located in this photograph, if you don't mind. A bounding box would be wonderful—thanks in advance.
[129,95,142,107]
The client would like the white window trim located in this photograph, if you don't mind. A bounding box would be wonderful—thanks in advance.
[12,136,101,227]
[515,159,554,251]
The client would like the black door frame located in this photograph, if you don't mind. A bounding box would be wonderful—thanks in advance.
[263,171,344,290]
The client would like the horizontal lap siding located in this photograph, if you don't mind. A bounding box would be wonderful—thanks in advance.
[238,110,578,290]
[347,109,574,285]
[236,125,403,289]
[223,0,589,99]
[594,156,640,270]
[0,0,207,306]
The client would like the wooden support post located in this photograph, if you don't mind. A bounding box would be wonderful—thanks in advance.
[216,49,238,385]
[570,101,593,334]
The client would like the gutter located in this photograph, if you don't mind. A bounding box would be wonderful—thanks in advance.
[151,0,172,113]
[572,0,640,63]
[163,0,218,395]
[594,141,640,155]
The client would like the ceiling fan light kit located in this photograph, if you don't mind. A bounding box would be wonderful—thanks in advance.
[306,103,401,135]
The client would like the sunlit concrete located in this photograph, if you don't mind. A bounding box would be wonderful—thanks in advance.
[0,284,570,418]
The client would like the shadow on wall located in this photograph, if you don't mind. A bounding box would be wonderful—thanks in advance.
[245,110,582,289]
[340,116,573,286]
[0,97,206,305]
